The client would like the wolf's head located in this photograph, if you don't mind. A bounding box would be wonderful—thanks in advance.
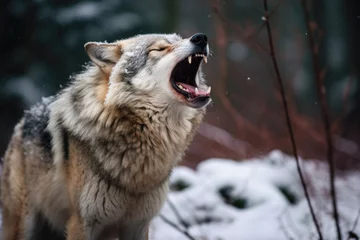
[84,33,211,109]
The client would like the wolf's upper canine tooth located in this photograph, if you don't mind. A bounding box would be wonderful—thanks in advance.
[206,86,211,94]
[204,56,208,63]
[188,56,192,64]
[195,88,199,94]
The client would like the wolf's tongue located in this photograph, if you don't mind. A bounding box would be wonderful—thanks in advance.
[176,82,209,97]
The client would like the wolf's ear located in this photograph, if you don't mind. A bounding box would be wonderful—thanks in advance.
[84,42,122,71]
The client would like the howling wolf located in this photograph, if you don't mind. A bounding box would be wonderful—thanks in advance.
[1,33,211,240]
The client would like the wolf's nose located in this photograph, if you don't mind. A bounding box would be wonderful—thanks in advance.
[190,33,208,49]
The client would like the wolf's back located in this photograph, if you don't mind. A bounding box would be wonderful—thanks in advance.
[22,96,55,160]
[0,96,66,239]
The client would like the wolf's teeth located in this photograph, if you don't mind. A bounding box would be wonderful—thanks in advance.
[195,88,199,94]
[203,56,208,63]
[188,56,192,64]
[206,86,211,94]
[176,83,188,91]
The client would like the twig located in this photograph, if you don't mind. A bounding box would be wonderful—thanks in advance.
[211,0,267,53]
[211,0,275,149]
[332,77,355,133]
[347,208,360,240]
[351,208,360,233]
[198,122,255,156]
[278,208,296,240]
[283,205,305,239]
[211,0,284,54]
[299,0,342,239]
[166,198,190,228]
[262,1,323,239]
[159,214,196,240]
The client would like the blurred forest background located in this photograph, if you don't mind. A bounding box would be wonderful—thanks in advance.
[1,0,360,169]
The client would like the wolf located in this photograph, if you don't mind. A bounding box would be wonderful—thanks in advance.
[0,33,211,240]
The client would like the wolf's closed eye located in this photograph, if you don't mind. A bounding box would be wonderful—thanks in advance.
[149,46,168,52]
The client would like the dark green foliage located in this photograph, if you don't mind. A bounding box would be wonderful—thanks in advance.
[277,185,298,205]
[170,179,190,191]
[218,185,234,202]
[231,197,248,209]
[218,185,248,209]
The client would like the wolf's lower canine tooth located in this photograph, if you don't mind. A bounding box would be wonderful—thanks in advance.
[188,56,192,64]
[204,56,208,63]
[206,86,211,94]
[177,84,184,90]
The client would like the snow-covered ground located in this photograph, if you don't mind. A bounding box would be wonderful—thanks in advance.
[151,150,360,240]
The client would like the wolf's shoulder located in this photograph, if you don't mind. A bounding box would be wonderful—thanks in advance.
[22,96,56,152]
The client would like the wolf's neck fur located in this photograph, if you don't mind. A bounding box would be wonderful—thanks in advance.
[49,66,204,194]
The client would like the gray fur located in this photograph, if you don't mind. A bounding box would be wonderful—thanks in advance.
[1,33,211,240]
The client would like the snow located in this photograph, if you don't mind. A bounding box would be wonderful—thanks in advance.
[55,1,128,25]
[55,1,141,32]
[103,13,141,32]
[226,42,249,62]
[56,2,104,24]
[0,149,358,239]
[151,150,360,240]
[198,123,251,155]
[4,76,43,105]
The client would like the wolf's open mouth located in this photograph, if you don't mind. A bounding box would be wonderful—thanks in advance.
[170,53,211,101]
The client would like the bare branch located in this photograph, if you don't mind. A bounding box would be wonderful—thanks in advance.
[198,122,255,156]
[166,198,190,228]
[210,0,277,149]
[347,208,360,240]
[158,214,196,240]
[211,0,267,53]
[352,208,360,233]
[262,0,323,239]
[278,208,297,240]
[299,0,342,239]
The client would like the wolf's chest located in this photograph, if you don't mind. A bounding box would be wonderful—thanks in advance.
[79,176,167,235]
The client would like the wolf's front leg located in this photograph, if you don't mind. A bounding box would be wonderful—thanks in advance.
[23,209,65,240]
[1,206,22,240]
[66,214,86,240]
[117,221,150,240]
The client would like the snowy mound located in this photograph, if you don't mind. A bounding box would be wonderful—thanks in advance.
[151,150,360,240]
